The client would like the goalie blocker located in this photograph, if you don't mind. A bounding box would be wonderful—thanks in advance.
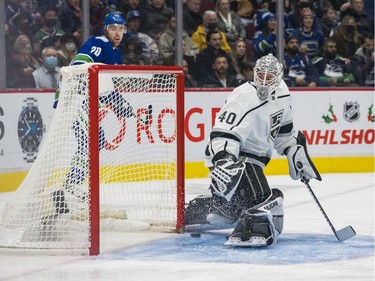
[286,131,322,182]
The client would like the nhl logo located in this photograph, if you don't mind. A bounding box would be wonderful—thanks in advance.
[343,102,360,122]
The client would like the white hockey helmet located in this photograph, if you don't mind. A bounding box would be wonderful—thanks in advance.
[253,54,283,100]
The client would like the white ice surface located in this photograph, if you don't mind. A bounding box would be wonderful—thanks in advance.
[0,173,374,281]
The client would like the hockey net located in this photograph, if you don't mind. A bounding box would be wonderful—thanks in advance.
[0,64,185,255]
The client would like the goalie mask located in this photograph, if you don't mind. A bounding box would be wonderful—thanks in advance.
[254,54,283,100]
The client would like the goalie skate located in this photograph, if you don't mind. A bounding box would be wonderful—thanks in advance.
[224,235,273,247]
[224,209,277,247]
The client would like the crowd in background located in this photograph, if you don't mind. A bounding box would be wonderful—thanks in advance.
[4,0,374,89]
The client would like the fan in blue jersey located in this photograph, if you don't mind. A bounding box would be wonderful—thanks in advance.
[71,12,127,65]
[290,11,324,59]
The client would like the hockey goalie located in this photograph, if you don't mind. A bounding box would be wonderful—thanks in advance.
[185,54,321,247]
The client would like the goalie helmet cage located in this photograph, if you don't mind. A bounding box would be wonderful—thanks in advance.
[0,64,185,255]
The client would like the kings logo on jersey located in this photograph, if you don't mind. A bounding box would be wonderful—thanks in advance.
[343,102,360,122]
[269,110,284,142]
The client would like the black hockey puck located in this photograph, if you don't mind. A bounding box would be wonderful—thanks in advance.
[190,232,201,238]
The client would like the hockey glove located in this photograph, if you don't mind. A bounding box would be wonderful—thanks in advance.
[210,153,246,201]
[287,131,322,181]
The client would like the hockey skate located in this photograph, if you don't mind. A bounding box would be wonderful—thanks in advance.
[224,209,276,247]
[224,189,284,247]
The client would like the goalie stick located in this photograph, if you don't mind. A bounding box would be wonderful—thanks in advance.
[302,178,356,242]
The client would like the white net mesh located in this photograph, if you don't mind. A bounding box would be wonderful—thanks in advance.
[0,64,184,252]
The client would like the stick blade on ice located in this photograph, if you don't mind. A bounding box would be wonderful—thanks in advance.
[336,225,356,242]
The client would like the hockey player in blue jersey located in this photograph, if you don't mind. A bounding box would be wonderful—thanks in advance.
[52,12,132,215]
[71,12,126,65]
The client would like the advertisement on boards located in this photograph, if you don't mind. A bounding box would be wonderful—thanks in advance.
[0,92,55,170]
[0,89,374,172]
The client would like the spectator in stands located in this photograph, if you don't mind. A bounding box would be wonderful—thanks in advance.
[242,60,254,81]
[364,65,374,85]
[36,0,63,14]
[6,35,36,88]
[255,0,292,36]
[288,0,315,29]
[102,0,117,11]
[183,58,200,88]
[58,0,83,47]
[116,0,142,17]
[123,10,160,65]
[192,10,231,53]
[139,0,174,41]
[159,14,199,66]
[34,6,65,53]
[282,35,319,87]
[215,0,246,49]
[6,0,23,25]
[183,0,202,37]
[32,46,61,89]
[235,0,256,26]
[340,0,374,37]
[230,38,252,83]
[56,33,77,66]
[253,12,277,59]
[318,5,339,38]
[351,35,374,85]
[202,53,240,88]
[194,29,236,82]
[290,10,324,58]
[312,38,357,86]
[122,35,150,65]
[6,11,35,53]
[90,0,109,36]
[331,15,363,61]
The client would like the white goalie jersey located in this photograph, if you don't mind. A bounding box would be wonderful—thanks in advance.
[205,80,297,168]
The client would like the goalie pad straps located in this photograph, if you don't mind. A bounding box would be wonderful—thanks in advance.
[287,131,322,181]
[210,153,246,202]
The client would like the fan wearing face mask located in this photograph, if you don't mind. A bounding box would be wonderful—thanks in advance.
[185,54,321,247]
[191,10,232,53]
[56,33,78,67]
[32,46,61,89]
[33,6,65,55]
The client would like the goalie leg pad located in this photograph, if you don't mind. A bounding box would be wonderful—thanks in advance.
[224,209,276,247]
[257,188,284,236]
[224,188,284,247]
[206,193,241,226]
[185,195,212,225]
[207,162,272,226]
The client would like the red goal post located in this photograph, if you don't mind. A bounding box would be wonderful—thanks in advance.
[0,64,185,255]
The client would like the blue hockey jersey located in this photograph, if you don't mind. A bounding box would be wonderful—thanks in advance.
[71,36,123,65]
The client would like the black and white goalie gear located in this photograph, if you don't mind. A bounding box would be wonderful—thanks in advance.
[207,159,273,227]
[209,153,246,202]
[225,188,284,247]
[287,131,322,182]
[207,153,246,226]
[185,195,212,225]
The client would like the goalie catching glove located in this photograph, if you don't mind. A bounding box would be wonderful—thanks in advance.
[210,152,246,202]
[287,131,322,181]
